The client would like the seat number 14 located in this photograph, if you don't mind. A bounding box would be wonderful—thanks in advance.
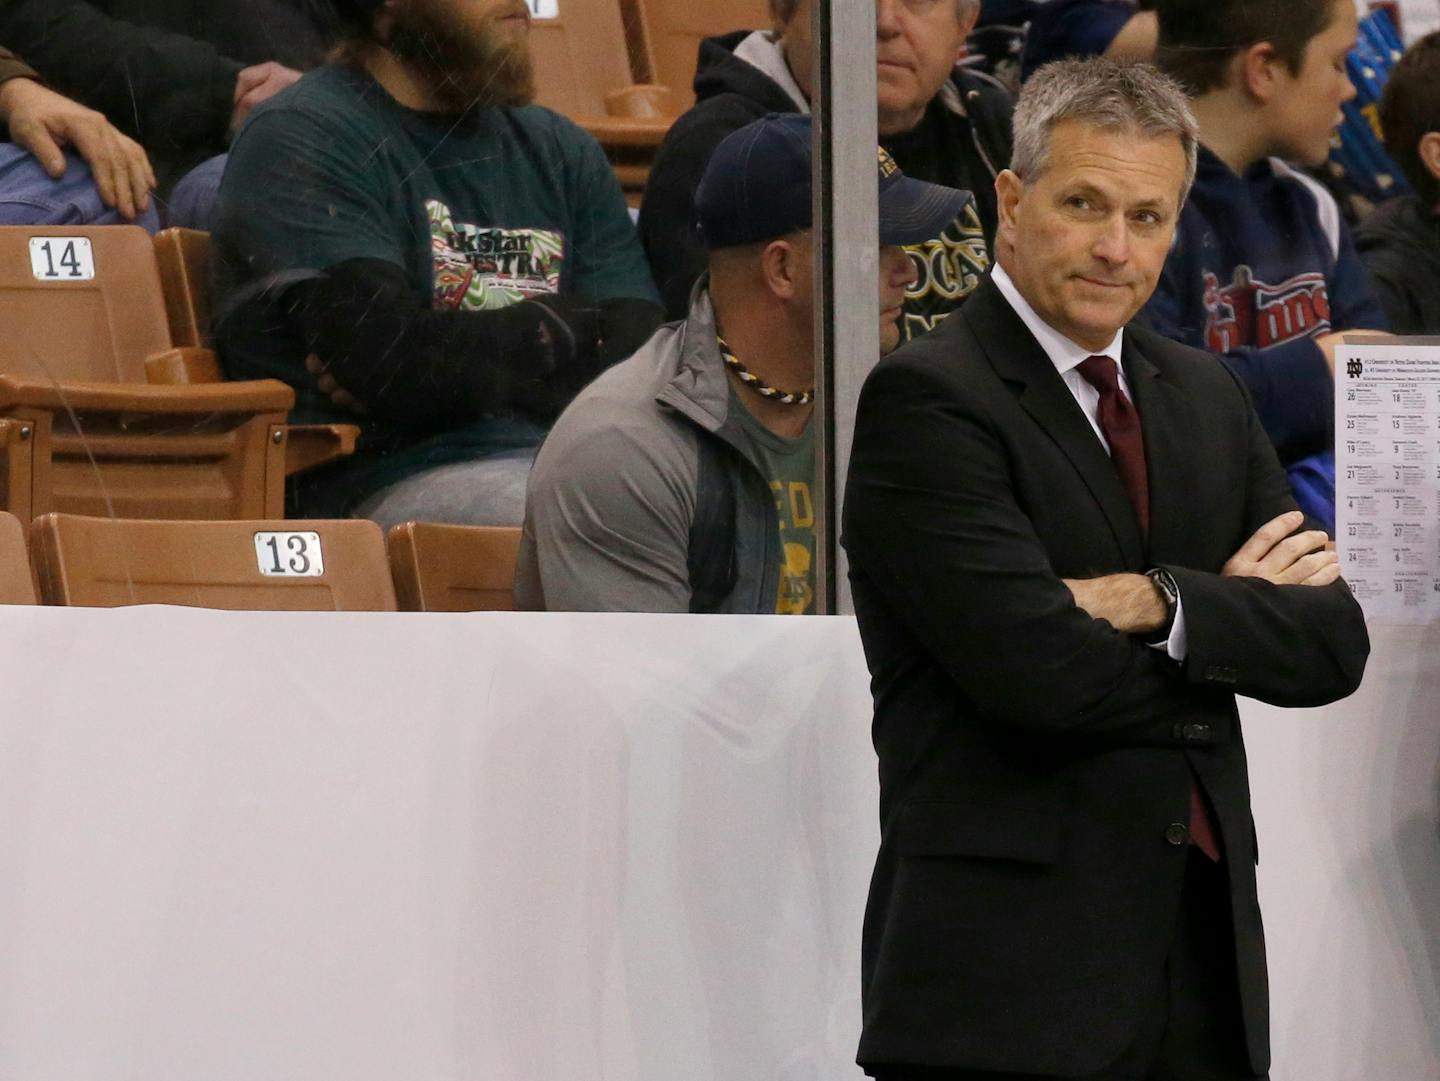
[29,237,96,281]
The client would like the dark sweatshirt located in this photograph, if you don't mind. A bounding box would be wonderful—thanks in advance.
[637,30,1014,333]
[1142,147,1389,467]
[1355,195,1440,336]
[0,47,38,88]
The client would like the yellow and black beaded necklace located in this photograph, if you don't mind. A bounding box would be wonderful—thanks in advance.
[717,335,814,407]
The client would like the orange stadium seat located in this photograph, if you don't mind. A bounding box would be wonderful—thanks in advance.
[0,226,356,523]
[0,510,36,604]
[529,0,681,203]
[153,227,215,350]
[624,0,772,111]
[152,228,359,477]
[31,513,397,611]
[386,521,521,612]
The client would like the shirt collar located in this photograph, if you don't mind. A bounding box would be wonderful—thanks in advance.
[991,263,1124,377]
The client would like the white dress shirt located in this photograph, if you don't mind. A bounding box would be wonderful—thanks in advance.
[990,264,1187,660]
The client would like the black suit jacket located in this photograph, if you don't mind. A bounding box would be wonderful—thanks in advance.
[841,276,1370,1077]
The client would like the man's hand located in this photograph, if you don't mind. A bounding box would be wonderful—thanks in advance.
[1222,510,1339,586]
[304,353,368,416]
[1314,330,1393,377]
[1062,574,1167,636]
[232,62,303,131]
[0,77,155,220]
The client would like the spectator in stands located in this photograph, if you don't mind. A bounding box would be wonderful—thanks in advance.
[214,0,664,529]
[1357,31,1440,335]
[1144,0,1391,529]
[638,0,1012,340]
[0,46,156,226]
[1020,0,1158,83]
[516,115,968,615]
[0,0,342,200]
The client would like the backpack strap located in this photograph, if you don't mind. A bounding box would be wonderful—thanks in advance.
[687,432,738,613]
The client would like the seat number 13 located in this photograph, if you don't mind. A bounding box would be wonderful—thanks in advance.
[254,532,325,577]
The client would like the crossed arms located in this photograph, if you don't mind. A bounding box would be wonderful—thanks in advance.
[1066,510,1339,636]
[841,356,1369,742]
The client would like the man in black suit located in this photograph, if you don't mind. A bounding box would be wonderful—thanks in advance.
[842,57,1370,1081]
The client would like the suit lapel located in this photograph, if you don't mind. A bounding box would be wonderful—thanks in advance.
[962,279,1146,568]
[1124,335,1199,565]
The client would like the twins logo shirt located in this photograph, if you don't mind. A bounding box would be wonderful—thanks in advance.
[1202,267,1333,354]
[1142,146,1388,466]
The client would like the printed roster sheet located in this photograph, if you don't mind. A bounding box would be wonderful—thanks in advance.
[1336,338,1440,623]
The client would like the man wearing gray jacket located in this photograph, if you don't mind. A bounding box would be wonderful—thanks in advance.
[516,114,969,614]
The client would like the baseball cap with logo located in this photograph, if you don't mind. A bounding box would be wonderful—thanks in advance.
[694,113,973,251]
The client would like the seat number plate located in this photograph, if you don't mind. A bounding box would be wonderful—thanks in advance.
[254,532,325,577]
[525,0,558,17]
[29,237,96,281]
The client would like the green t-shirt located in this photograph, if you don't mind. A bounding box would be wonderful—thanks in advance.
[213,65,659,496]
[730,390,816,615]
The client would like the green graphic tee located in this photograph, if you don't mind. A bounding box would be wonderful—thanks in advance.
[215,64,658,436]
[731,391,816,615]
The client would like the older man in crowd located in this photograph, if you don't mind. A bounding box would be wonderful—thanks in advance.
[844,58,1368,1080]
[638,0,1011,342]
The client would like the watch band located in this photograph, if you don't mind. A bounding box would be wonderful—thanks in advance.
[1145,566,1179,643]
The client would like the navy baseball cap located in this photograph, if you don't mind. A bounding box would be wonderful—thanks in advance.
[694,114,973,250]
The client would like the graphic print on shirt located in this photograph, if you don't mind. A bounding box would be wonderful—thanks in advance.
[901,200,990,341]
[773,479,815,615]
[1202,265,1332,352]
[426,199,565,311]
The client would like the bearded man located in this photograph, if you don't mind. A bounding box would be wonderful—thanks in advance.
[213,0,663,526]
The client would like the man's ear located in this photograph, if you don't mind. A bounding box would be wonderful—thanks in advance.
[995,169,1024,242]
[1238,42,1283,105]
[1419,131,1440,185]
[759,238,803,301]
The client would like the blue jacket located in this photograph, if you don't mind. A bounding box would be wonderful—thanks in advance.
[1142,147,1388,468]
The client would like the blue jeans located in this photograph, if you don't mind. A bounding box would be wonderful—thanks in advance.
[0,143,160,230]
[165,154,226,231]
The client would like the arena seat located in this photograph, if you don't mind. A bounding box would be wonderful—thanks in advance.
[0,510,36,604]
[152,228,360,478]
[530,0,670,119]
[529,0,680,204]
[386,521,520,612]
[623,0,772,111]
[153,227,215,350]
[0,226,356,523]
[31,513,397,611]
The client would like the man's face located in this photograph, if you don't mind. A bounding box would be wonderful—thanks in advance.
[779,0,974,136]
[875,0,973,135]
[386,0,535,112]
[1264,0,1359,166]
[997,120,1188,351]
[879,243,919,352]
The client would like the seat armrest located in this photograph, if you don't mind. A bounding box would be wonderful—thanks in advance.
[285,423,360,476]
[0,375,295,414]
[603,83,675,120]
[579,114,672,148]
[146,347,224,385]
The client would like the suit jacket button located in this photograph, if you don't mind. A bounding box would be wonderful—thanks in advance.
[1205,665,1238,685]
[1165,823,1189,846]
[1183,723,1213,742]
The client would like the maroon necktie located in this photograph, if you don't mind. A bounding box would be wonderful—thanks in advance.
[1076,356,1222,862]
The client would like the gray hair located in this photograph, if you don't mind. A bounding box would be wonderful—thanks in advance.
[770,0,980,29]
[1011,58,1200,203]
